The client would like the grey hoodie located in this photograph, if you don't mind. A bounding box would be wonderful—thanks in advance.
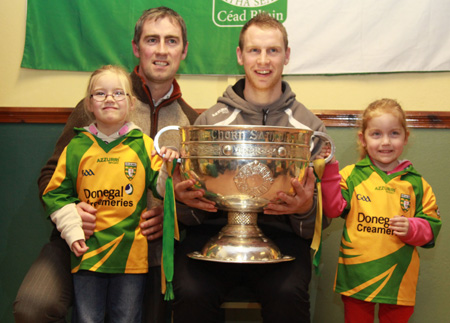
[180,78,329,239]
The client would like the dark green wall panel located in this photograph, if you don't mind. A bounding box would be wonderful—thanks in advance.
[0,124,64,322]
[0,124,448,322]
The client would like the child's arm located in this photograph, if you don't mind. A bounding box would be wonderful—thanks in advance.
[389,216,433,246]
[159,146,179,162]
[72,240,89,257]
[321,161,347,218]
[155,146,180,197]
[50,203,86,253]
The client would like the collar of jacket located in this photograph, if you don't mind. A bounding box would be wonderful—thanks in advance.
[131,66,182,109]
[232,78,288,100]
[131,66,188,138]
[356,155,417,176]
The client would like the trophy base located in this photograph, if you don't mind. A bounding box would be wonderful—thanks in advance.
[187,212,295,263]
[187,251,295,264]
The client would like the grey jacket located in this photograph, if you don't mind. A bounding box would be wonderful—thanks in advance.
[179,78,329,239]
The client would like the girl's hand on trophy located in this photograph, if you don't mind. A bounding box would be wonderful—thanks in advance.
[264,167,315,215]
[159,146,180,162]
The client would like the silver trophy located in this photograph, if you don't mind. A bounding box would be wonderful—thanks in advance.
[154,125,334,263]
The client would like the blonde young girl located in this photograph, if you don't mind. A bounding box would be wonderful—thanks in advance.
[321,99,441,322]
[42,65,177,322]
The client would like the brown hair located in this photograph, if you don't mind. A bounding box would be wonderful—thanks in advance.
[358,98,409,160]
[84,65,135,120]
[238,12,288,50]
[133,7,187,51]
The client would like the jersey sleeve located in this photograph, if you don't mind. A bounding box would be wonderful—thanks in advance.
[42,146,80,217]
[400,217,433,246]
[414,177,441,247]
[338,164,356,217]
[144,135,164,199]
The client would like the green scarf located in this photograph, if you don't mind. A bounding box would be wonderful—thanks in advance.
[311,159,325,274]
[161,159,180,300]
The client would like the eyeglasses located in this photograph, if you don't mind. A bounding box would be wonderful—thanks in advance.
[90,90,129,102]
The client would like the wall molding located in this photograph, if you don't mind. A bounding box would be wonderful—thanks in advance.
[1,107,449,129]
[0,107,74,124]
[312,110,450,129]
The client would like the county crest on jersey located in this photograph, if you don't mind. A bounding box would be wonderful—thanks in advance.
[125,162,137,181]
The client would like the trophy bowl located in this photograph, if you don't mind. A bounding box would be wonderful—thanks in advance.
[155,125,334,263]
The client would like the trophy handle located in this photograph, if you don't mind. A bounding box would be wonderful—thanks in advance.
[310,131,336,164]
[153,125,181,160]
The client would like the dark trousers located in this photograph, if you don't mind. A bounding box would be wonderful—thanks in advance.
[172,224,312,323]
[13,229,167,323]
[13,236,72,323]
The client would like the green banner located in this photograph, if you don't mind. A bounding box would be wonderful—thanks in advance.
[25,1,447,74]
[22,0,282,74]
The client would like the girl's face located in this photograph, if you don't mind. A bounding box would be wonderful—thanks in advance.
[88,72,133,135]
[359,113,408,172]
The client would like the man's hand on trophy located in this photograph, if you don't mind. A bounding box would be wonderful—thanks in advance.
[173,164,218,212]
[264,167,315,215]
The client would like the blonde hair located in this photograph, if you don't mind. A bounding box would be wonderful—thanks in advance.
[358,98,409,160]
[239,12,288,51]
[84,65,135,120]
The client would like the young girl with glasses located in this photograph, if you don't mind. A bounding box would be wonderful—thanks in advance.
[42,65,178,322]
[320,98,441,322]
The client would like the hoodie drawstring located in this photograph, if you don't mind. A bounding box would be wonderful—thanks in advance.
[263,108,269,125]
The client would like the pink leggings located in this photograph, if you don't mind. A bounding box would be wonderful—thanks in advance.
[342,295,414,323]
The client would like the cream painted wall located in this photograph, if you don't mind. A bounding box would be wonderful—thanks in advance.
[2,1,450,111]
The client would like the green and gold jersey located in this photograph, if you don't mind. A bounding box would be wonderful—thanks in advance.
[43,128,162,274]
[335,156,441,306]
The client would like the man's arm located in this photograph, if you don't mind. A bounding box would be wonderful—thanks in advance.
[38,100,91,199]
[38,100,96,237]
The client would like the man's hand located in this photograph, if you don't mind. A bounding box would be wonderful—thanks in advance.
[173,165,217,212]
[140,205,164,240]
[264,167,315,215]
[389,215,410,237]
[76,202,97,239]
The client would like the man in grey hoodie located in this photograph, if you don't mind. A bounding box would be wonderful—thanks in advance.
[172,12,329,323]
